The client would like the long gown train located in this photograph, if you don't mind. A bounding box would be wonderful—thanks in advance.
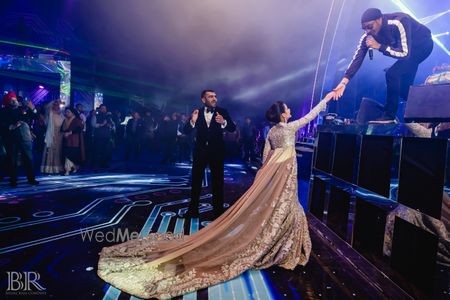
[98,99,329,299]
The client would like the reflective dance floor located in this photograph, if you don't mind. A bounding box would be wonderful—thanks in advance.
[0,163,418,299]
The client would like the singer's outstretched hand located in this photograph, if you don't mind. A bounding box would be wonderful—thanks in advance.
[332,77,349,100]
[332,83,346,100]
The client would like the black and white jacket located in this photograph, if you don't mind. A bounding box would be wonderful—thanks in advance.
[344,12,432,80]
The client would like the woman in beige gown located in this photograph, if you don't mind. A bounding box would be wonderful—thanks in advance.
[98,92,336,299]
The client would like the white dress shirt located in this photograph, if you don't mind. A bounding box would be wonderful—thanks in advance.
[190,107,227,128]
[204,108,214,127]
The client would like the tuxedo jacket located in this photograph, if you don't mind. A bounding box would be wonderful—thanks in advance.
[184,107,236,155]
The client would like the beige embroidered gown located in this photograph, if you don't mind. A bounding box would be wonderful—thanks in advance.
[41,110,64,174]
[98,99,329,299]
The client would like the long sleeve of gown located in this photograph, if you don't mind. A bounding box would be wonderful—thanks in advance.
[262,137,271,164]
[288,100,328,131]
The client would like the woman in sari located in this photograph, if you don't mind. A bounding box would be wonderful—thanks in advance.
[98,92,336,299]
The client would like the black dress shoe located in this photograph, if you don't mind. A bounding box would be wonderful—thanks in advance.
[28,179,39,185]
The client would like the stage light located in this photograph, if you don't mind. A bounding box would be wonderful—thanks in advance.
[31,86,49,105]
[432,32,450,38]
[419,9,450,25]
[235,64,316,99]
[390,0,450,56]
[0,40,70,56]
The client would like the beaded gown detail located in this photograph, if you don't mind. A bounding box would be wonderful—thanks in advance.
[98,100,329,299]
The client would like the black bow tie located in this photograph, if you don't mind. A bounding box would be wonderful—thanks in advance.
[205,107,215,113]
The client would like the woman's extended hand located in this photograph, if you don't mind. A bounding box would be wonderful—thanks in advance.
[324,91,338,102]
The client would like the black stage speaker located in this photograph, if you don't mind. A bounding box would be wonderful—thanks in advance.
[404,84,450,122]
[356,97,384,125]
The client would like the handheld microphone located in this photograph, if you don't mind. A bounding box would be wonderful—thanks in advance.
[369,48,373,60]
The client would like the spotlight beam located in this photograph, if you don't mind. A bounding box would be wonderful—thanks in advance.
[390,0,450,56]
[433,32,450,38]
[419,9,450,25]
[0,40,70,56]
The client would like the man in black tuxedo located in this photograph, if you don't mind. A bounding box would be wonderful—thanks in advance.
[183,90,236,219]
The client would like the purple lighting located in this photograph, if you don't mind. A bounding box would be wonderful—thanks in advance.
[31,86,49,105]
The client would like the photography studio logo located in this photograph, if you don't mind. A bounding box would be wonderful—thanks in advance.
[6,271,46,296]
[80,228,140,243]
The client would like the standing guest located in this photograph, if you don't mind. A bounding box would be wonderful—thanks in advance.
[176,113,191,163]
[241,116,258,162]
[142,110,158,156]
[85,110,96,169]
[125,111,144,161]
[0,92,39,186]
[32,110,46,169]
[159,114,178,164]
[91,104,115,170]
[17,96,37,127]
[112,110,125,146]
[75,103,87,132]
[61,107,84,175]
[224,120,241,161]
[41,99,64,174]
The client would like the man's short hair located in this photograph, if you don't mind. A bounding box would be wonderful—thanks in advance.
[201,89,215,98]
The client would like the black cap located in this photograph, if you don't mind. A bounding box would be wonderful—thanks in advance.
[361,8,382,23]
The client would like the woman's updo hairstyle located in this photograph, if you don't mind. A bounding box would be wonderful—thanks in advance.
[265,101,285,123]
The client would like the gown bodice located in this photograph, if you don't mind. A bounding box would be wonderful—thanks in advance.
[263,99,328,161]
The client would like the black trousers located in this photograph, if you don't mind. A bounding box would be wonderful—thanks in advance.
[5,140,35,183]
[243,139,256,161]
[189,147,224,214]
[385,39,433,118]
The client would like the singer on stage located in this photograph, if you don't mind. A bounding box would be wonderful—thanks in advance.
[332,8,433,123]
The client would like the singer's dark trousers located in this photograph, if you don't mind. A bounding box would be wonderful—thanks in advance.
[189,147,224,215]
[384,39,433,118]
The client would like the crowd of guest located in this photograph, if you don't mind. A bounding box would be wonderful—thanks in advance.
[0,91,272,187]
